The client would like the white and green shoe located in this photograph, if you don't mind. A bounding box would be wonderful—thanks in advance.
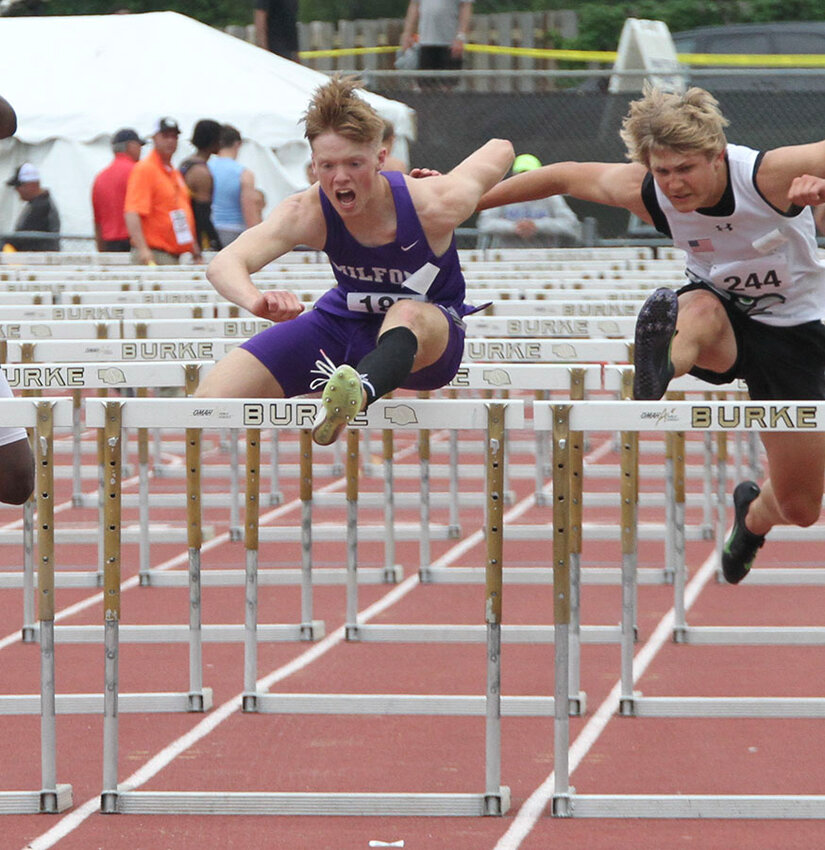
[312,363,364,446]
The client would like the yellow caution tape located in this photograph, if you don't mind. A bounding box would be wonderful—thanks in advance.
[298,42,825,68]
[677,52,825,67]
[299,45,399,59]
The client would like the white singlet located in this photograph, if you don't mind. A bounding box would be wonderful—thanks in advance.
[645,143,825,327]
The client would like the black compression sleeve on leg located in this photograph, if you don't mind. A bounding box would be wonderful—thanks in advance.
[356,326,419,407]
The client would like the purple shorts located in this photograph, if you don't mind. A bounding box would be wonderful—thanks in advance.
[240,306,466,398]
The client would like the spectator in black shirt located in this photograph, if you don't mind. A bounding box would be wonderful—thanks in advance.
[254,0,299,62]
[4,162,60,251]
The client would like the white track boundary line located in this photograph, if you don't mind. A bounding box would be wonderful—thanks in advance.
[493,549,719,849]
[19,435,614,849]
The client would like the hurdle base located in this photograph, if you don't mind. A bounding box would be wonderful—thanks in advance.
[28,623,326,644]
[552,791,575,818]
[251,693,554,716]
[554,793,825,819]
[382,564,404,584]
[618,694,638,717]
[0,690,214,714]
[0,784,73,814]
[111,788,511,816]
[633,695,825,718]
[568,692,587,717]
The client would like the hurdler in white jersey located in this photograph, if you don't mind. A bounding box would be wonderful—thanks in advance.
[476,84,825,586]
[644,143,825,326]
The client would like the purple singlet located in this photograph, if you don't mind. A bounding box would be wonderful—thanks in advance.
[314,170,472,320]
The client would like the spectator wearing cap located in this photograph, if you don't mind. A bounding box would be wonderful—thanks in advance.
[208,123,263,247]
[3,162,60,252]
[476,153,583,249]
[124,117,201,265]
[91,128,145,252]
[180,119,223,252]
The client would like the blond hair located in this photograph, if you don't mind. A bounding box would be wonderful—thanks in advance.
[303,75,384,147]
[620,84,730,167]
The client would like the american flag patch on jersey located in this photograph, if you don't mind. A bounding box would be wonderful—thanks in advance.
[688,238,714,252]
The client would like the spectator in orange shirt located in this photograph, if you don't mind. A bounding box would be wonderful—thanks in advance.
[91,128,145,252]
[124,117,201,265]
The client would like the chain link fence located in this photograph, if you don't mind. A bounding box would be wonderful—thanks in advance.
[362,68,825,244]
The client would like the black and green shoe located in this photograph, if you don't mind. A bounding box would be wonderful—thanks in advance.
[721,481,765,584]
[633,288,677,401]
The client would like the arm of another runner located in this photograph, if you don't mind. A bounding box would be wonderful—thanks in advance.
[758,140,825,211]
[477,160,651,221]
[409,139,514,252]
[206,187,324,321]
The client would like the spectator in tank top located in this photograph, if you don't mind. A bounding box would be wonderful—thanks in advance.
[208,124,262,247]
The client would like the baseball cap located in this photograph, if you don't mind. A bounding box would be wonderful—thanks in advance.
[112,128,145,145]
[6,162,40,187]
[151,117,180,136]
[512,154,542,174]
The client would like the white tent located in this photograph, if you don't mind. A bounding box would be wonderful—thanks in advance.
[0,11,415,242]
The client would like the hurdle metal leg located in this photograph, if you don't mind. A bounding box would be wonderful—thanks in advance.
[381,429,403,583]
[484,403,508,815]
[137,388,151,584]
[551,404,573,816]
[418,424,432,575]
[185,426,206,711]
[268,429,282,505]
[299,430,318,638]
[618,428,639,717]
[101,403,122,814]
[243,428,260,712]
[345,430,360,639]
[21,498,35,642]
[671,429,688,641]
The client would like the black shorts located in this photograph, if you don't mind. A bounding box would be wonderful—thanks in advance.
[677,281,825,400]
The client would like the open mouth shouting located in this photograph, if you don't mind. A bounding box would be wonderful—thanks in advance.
[335,188,356,210]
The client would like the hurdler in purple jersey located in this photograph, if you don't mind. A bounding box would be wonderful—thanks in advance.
[196,75,513,446]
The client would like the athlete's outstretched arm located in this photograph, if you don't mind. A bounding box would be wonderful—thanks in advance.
[760,140,825,210]
[412,139,514,232]
[477,160,650,218]
[206,189,322,321]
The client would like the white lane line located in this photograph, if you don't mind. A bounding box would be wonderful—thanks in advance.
[19,434,614,849]
[493,549,719,850]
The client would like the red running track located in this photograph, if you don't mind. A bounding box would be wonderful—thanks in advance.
[3,421,825,849]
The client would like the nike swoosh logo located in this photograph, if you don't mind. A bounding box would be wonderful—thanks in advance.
[400,240,419,251]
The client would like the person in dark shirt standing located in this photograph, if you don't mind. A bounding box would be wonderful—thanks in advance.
[180,119,223,252]
[92,128,145,252]
[254,0,300,62]
[4,162,60,252]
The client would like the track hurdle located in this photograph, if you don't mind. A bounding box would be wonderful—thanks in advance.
[0,399,73,814]
[0,362,220,644]
[539,398,825,818]
[90,398,521,817]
